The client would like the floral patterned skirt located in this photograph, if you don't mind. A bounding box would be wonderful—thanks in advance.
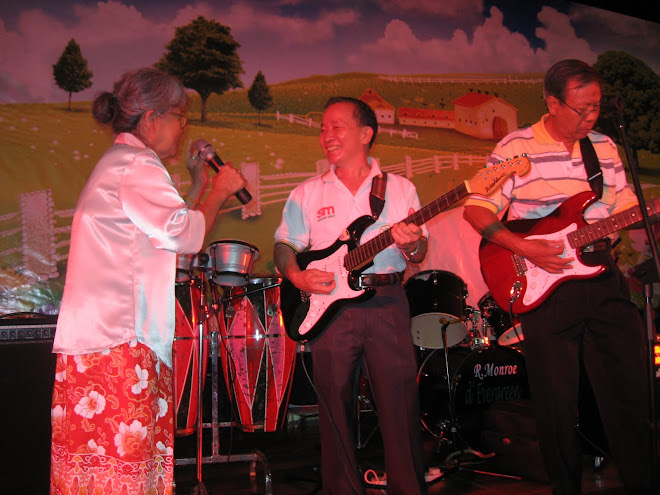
[51,340,174,495]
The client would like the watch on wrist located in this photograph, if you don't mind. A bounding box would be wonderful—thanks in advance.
[402,238,421,261]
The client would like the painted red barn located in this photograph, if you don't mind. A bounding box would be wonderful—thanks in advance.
[358,88,395,124]
[398,107,455,129]
[452,92,518,140]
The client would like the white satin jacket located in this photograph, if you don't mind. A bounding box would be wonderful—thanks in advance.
[53,133,205,368]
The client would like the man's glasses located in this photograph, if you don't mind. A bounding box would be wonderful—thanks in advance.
[168,111,188,128]
[561,100,601,118]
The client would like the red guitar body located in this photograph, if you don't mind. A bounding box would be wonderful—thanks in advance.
[479,192,608,314]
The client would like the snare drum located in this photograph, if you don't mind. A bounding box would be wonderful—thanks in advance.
[404,270,468,349]
[207,240,259,287]
[220,277,297,432]
[498,323,525,346]
[173,281,209,436]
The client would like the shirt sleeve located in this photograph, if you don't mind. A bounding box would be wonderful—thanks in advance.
[463,150,513,215]
[274,183,312,252]
[119,152,205,254]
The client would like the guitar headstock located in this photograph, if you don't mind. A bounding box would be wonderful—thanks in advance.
[466,155,531,197]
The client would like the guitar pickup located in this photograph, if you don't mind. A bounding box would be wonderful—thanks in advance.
[583,239,610,253]
[300,290,311,303]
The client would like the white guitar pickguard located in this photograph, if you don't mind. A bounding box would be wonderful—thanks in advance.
[521,223,602,307]
[297,244,365,336]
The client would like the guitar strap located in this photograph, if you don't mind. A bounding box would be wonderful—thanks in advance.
[369,172,388,219]
[580,136,603,198]
[579,137,612,261]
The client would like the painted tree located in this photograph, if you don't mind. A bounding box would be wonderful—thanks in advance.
[157,16,244,122]
[52,39,93,111]
[248,71,273,125]
[594,51,660,154]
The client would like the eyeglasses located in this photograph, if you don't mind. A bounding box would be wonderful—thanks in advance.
[561,100,600,118]
[168,111,188,128]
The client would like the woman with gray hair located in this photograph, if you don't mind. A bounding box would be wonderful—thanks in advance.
[50,67,246,494]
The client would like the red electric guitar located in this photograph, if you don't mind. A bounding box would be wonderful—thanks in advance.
[479,191,660,314]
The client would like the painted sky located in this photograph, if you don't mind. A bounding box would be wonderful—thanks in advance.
[0,0,658,104]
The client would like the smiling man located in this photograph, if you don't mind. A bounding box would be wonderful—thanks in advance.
[274,96,428,494]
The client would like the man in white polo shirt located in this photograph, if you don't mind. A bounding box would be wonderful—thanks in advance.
[274,96,428,495]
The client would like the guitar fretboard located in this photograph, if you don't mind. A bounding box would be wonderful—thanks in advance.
[344,183,469,271]
[568,197,660,249]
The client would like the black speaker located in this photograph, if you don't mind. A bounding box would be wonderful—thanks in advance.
[0,339,57,493]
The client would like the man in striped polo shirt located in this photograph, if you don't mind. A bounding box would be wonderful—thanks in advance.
[464,59,654,494]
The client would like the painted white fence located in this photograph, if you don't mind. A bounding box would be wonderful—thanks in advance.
[378,75,543,84]
[275,111,418,139]
[0,153,487,280]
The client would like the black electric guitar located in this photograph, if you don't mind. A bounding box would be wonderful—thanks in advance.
[479,191,660,314]
[280,156,531,342]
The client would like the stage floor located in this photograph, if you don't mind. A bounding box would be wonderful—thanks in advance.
[173,406,630,495]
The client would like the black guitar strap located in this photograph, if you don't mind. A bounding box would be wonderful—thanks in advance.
[580,136,603,198]
[369,172,388,220]
[580,137,612,260]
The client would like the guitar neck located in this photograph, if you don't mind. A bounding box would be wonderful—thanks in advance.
[344,182,469,270]
[568,197,660,249]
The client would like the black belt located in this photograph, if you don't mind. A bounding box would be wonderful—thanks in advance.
[358,272,404,288]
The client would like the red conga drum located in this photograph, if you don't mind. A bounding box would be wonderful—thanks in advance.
[220,277,297,432]
[173,279,210,436]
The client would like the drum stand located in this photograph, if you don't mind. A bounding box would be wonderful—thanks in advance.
[433,315,521,481]
[174,254,273,495]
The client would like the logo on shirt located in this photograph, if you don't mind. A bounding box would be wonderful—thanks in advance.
[317,206,335,221]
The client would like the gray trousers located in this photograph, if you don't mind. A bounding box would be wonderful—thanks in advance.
[310,284,427,495]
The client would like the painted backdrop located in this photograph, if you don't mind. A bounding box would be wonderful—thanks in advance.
[1,1,659,316]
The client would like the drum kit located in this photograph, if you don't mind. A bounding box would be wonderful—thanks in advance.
[173,239,292,494]
[403,269,530,454]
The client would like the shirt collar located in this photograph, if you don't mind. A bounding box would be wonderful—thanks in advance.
[322,156,382,184]
[115,132,148,148]
[532,114,558,145]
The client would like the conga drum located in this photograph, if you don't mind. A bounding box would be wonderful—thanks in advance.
[172,280,210,436]
[220,277,297,432]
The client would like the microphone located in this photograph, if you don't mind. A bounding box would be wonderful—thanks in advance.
[193,139,252,205]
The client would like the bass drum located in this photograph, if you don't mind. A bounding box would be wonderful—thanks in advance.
[418,345,530,444]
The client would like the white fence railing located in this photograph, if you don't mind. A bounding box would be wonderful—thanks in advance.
[378,75,544,84]
[276,111,418,139]
[1,153,487,280]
